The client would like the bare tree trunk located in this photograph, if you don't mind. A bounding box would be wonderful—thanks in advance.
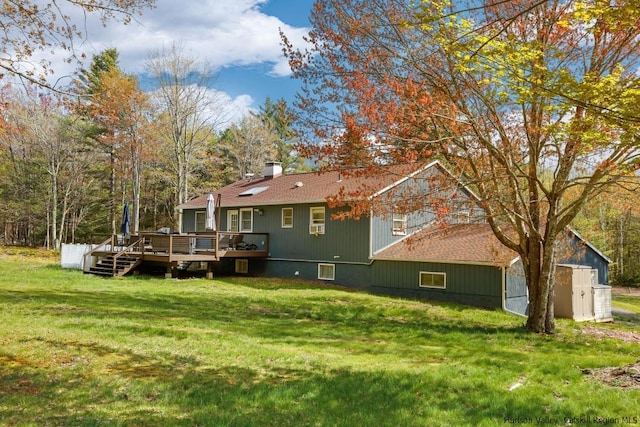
[145,42,229,233]
[51,170,60,250]
[618,209,630,279]
[110,149,116,236]
[131,142,142,235]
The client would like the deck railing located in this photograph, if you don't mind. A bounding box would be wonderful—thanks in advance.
[140,231,269,261]
[214,231,269,253]
[83,235,145,274]
[84,232,269,268]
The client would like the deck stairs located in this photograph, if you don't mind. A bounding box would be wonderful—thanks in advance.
[89,254,142,277]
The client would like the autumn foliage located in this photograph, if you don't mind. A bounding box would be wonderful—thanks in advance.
[283,0,640,333]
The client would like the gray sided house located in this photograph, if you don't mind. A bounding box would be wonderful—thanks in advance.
[177,161,610,316]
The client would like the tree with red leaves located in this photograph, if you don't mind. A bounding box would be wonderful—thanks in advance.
[282,0,640,333]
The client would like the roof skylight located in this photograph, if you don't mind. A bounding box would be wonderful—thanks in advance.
[239,186,269,196]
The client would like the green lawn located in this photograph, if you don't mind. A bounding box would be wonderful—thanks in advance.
[0,249,638,426]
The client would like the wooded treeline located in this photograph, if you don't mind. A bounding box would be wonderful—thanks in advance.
[1,40,638,290]
[0,47,307,250]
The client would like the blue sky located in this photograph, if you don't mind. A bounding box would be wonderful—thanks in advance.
[45,0,316,123]
[215,0,316,109]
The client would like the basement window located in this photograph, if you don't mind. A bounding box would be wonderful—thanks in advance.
[235,259,249,274]
[318,263,335,281]
[419,271,446,289]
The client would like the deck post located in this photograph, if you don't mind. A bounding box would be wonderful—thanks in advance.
[206,262,213,279]
[165,264,173,279]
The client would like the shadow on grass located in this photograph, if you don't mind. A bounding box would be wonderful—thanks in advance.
[1,284,527,347]
[0,357,617,426]
[3,273,638,425]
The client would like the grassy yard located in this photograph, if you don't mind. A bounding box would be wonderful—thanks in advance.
[0,249,639,426]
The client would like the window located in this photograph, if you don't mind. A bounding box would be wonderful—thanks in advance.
[419,272,446,289]
[282,207,293,228]
[318,263,335,280]
[235,259,249,274]
[195,211,206,232]
[452,210,470,224]
[392,211,407,235]
[227,210,239,232]
[310,206,325,234]
[240,208,253,232]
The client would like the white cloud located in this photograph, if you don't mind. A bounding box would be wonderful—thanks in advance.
[34,0,310,113]
[218,92,256,128]
[64,0,309,74]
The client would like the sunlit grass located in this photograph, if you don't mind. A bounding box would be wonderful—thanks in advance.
[0,248,638,426]
[613,295,640,316]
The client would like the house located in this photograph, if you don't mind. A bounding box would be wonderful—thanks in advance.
[176,161,610,316]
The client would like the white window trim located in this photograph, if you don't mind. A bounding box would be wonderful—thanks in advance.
[419,271,446,289]
[453,210,470,224]
[310,206,326,235]
[392,211,407,236]
[318,263,335,281]
[235,259,249,274]
[239,208,253,232]
[282,207,293,228]
[227,210,239,232]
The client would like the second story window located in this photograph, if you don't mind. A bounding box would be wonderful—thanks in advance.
[392,210,407,236]
[240,208,253,232]
[309,206,325,235]
[282,207,293,228]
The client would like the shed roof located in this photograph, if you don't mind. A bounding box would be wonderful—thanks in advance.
[372,223,519,267]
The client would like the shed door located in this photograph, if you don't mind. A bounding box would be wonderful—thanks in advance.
[572,269,594,321]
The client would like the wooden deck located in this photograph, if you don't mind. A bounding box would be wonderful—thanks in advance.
[84,231,269,277]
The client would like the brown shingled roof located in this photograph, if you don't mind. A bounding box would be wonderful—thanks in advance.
[373,223,518,267]
[177,162,436,210]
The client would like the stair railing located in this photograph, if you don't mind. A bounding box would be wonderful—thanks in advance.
[111,237,144,276]
[83,236,115,273]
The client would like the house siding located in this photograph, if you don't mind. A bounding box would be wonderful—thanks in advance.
[185,203,372,263]
[371,173,437,254]
[371,209,433,255]
[561,233,610,285]
[182,204,503,310]
[370,167,484,255]
[183,210,197,232]
[250,259,373,288]
[369,260,503,309]
[177,163,607,317]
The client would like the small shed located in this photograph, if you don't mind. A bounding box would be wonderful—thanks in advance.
[555,264,595,321]
[592,284,613,322]
[554,264,612,322]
